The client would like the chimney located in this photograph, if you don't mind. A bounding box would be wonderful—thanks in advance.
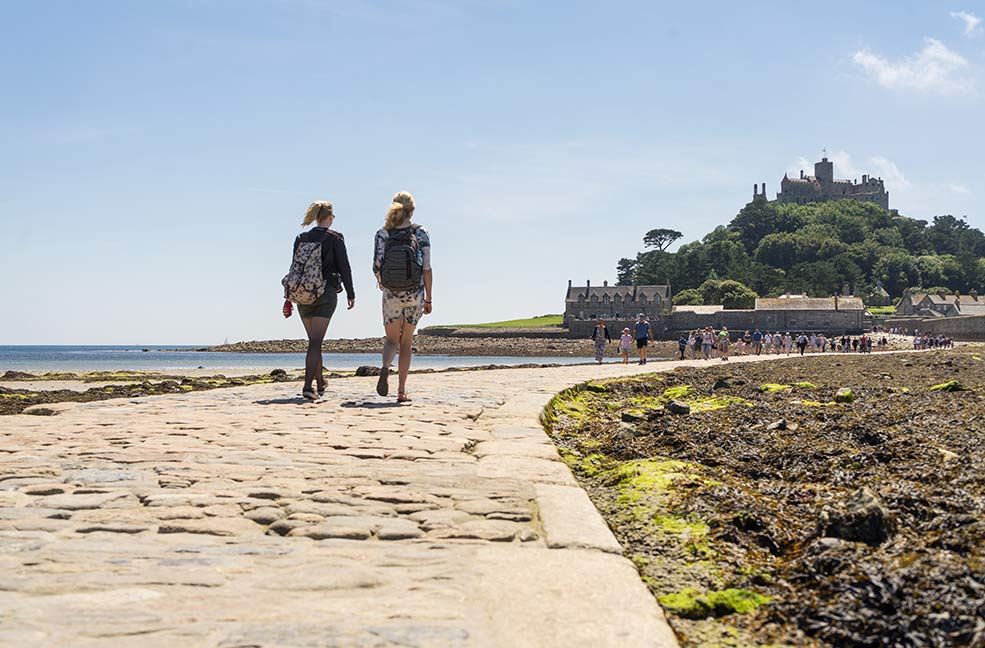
[753,183,758,197]
[763,181,767,196]
[567,279,572,291]
[862,174,868,184]
[603,280,608,287]
[585,279,590,299]
[834,294,839,311]
[800,169,804,179]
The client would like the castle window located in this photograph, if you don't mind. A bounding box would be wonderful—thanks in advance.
[590,295,598,305]
[639,295,647,305]
[578,295,585,305]
[603,295,610,305]
[614,294,622,304]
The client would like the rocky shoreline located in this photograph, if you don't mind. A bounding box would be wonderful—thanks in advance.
[192,336,680,358]
[545,347,985,647]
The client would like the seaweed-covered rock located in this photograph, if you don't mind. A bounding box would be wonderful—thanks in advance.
[835,387,855,403]
[269,368,289,382]
[819,487,895,546]
[354,366,381,377]
[665,400,691,415]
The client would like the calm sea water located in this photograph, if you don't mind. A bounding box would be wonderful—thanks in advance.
[0,346,591,373]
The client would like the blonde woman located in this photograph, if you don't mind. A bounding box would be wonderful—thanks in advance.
[373,191,432,402]
[282,201,355,400]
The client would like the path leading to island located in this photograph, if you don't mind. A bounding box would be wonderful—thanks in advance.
[0,353,880,647]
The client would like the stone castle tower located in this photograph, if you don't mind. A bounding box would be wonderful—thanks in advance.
[754,156,890,209]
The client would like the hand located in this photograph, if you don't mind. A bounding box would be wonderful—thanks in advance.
[282,300,293,318]
[423,300,433,315]
[347,298,355,310]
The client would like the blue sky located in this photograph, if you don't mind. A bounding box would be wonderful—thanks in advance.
[2,0,984,344]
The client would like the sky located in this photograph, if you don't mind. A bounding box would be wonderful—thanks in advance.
[2,0,985,345]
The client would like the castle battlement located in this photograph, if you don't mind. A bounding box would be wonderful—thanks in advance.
[755,156,889,210]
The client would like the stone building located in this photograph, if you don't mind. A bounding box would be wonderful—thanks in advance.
[895,290,985,317]
[563,280,671,324]
[751,156,890,209]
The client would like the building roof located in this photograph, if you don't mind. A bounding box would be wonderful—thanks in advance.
[755,297,865,311]
[672,305,724,314]
[565,284,671,303]
[923,293,983,305]
[871,286,890,297]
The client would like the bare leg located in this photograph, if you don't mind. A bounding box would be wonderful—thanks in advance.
[303,316,330,392]
[382,320,401,369]
[397,320,417,395]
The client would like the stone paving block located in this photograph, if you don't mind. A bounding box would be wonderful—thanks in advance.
[535,484,623,554]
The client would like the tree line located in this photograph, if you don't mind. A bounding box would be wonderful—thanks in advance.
[617,199,985,306]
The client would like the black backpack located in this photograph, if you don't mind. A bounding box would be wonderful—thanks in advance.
[380,226,422,292]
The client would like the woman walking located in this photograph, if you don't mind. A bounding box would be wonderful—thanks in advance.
[374,191,432,403]
[282,201,355,401]
[591,319,611,364]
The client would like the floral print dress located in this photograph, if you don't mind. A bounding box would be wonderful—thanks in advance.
[373,225,431,326]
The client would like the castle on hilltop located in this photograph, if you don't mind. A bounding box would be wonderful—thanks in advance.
[752,156,890,210]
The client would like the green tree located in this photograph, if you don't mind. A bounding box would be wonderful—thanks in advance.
[643,228,684,252]
[672,288,703,305]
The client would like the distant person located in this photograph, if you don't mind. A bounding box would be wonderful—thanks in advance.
[591,319,611,364]
[701,327,714,360]
[282,201,355,401]
[678,333,688,360]
[752,328,763,355]
[374,191,432,403]
[635,314,652,365]
[718,327,730,361]
[686,331,697,359]
[796,333,808,355]
[619,328,633,364]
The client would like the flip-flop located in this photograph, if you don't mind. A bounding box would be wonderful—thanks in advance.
[302,389,319,402]
[376,367,390,397]
[397,393,412,403]
[317,385,326,397]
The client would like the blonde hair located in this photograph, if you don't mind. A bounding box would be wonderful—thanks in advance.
[302,201,334,227]
[384,191,415,230]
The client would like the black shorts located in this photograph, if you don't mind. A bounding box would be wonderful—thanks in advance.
[636,338,648,349]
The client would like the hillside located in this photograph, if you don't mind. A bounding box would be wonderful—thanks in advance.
[618,199,985,303]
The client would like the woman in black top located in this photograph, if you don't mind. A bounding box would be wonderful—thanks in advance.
[282,201,355,400]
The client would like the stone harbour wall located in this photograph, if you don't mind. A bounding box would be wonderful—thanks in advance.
[885,315,985,341]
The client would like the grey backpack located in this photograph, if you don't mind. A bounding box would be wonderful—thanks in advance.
[282,231,330,305]
[379,226,422,292]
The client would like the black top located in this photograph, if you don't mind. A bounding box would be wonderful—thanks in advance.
[293,227,355,299]
[591,325,611,342]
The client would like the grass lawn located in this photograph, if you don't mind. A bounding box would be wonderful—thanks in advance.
[867,306,897,316]
[452,314,563,328]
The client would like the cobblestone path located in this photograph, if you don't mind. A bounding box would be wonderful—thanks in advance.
[0,361,712,647]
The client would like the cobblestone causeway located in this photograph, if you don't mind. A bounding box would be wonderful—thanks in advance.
[0,358,798,647]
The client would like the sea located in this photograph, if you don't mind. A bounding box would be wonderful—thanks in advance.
[0,346,592,373]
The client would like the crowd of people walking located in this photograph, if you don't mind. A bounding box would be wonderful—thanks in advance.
[589,317,946,364]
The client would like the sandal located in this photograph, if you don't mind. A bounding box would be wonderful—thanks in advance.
[376,367,390,397]
[316,383,326,397]
[302,389,319,401]
[397,392,412,403]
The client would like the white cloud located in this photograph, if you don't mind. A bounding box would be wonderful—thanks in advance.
[852,37,972,94]
[869,156,911,191]
[951,10,983,38]
[949,183,971,194]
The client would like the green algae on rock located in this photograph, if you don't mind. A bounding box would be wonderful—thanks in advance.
[658,588,771,620]
[929,380,969,392]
